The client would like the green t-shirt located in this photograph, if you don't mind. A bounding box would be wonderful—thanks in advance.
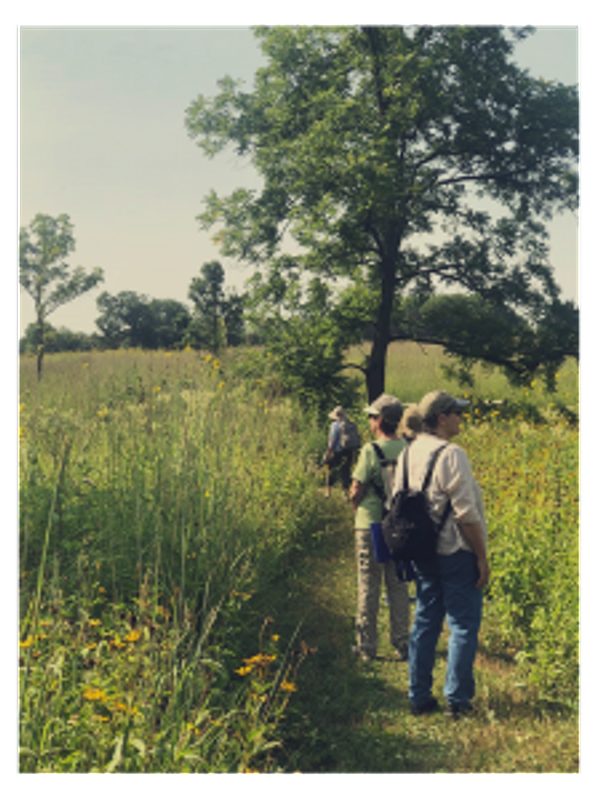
[352,437,406,529]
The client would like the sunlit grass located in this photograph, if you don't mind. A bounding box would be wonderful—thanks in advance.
[19,344,579,772]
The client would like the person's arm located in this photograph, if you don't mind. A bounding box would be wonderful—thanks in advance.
[456,520,490,589]
[350,479,365,512]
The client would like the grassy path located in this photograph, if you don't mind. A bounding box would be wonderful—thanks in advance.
[249,492,578,773]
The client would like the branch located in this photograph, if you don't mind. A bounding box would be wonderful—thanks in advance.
[342,361,368,376]
[435,167,531,188]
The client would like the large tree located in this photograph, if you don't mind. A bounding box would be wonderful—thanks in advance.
[95,291,191,350]
[19,213,104,378]
[187,261,247,351]
[185,26,578,401]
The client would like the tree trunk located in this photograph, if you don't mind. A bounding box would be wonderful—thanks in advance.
[365,250,396,402]
[36,314,44,381]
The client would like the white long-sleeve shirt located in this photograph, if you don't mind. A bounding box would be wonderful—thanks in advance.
[391,433,487,556]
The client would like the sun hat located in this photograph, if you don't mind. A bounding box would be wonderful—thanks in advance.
[418,391,470,422]
[328,405,348,421]
[363,394,403,425]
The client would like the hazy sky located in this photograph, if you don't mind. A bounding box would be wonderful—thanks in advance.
[18,25,579,336]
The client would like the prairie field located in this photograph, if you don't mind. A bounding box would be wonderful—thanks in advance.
[18,344,580,773]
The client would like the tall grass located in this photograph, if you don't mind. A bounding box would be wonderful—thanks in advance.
[346,341,578,412]
[18,344,580,772]
[19,348,326,772]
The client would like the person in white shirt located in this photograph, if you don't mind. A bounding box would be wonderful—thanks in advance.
[392,390,490,719]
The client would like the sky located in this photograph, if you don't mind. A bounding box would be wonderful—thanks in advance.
[17,23,581,337]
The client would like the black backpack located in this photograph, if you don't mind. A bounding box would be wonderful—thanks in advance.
[381,443,452,562]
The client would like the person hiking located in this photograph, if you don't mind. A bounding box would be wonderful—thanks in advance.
[323,406,360,500]
[349,394,410,661]
[398,403,423,444]
[392,390,490,719]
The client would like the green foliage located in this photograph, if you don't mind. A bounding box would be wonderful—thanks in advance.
[268,317,361,417]
[186,261,247,351]
[19,346,579,771]
[20,322,97,355]
[185,26,578,401]
[19,213,104,377]
[393,293,578,391]
[19,348,328,772]
[461,421,579,707]
[95,291,191,350]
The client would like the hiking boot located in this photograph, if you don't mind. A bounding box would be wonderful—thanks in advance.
[351,645,375,662]
[393,644,409,662]
[445,701,475,720]
[410,697,439,716]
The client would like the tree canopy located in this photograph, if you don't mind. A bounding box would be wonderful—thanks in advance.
[185,26,578,403]
[19,213,104,377]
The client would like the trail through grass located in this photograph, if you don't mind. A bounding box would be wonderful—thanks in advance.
[246,492,579,773]
[18,348,578,773]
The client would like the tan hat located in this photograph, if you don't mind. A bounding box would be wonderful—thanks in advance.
[418,390,470,421]
[363,393,403,425]
[328,405,348,421]
[398,403,423,438]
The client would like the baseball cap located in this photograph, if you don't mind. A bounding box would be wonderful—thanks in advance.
[363,394,403,425]
[418,391,470,420]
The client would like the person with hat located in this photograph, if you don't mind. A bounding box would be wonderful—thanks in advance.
[398,403,423,444]
[393,390,490,719]
[323,405,359,500]
[349,394,410,661]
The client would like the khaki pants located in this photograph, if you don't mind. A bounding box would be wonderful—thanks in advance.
[355,528,410,657]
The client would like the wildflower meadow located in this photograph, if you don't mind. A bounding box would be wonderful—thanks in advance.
[18,344,579,773]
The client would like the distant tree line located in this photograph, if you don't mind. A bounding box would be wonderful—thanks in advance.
[20,259,258,356]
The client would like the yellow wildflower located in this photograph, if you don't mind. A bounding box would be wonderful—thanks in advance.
[82,686,108,702]
[235,665,253,676]
[154,385,161,393]
[280,681,297,692]
[88,619,101,627]
[271,634,280,642]
[19,636,34,649]
[124,630,141,643]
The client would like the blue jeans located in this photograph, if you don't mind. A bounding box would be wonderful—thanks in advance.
[409,549,483,708]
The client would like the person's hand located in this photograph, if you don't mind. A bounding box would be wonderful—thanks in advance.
[475,556,490,589]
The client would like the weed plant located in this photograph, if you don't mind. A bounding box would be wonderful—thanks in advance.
[19,348,325,772]
[18,344,579,772]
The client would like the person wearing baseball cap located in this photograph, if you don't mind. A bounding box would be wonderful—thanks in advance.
[392,389,490,719]
[349,393,410,662]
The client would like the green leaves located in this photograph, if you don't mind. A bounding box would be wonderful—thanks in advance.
[186,26,578,401]
[19,213,104,377]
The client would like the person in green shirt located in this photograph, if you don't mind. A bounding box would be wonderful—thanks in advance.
[350,394,410,661]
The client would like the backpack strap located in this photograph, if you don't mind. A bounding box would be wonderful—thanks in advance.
[371,442,399,504]
[371,442,386,463]
[421,444,448,492]
[370,442,387,502]
[401,445,410,492]
[420,444,452,531]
